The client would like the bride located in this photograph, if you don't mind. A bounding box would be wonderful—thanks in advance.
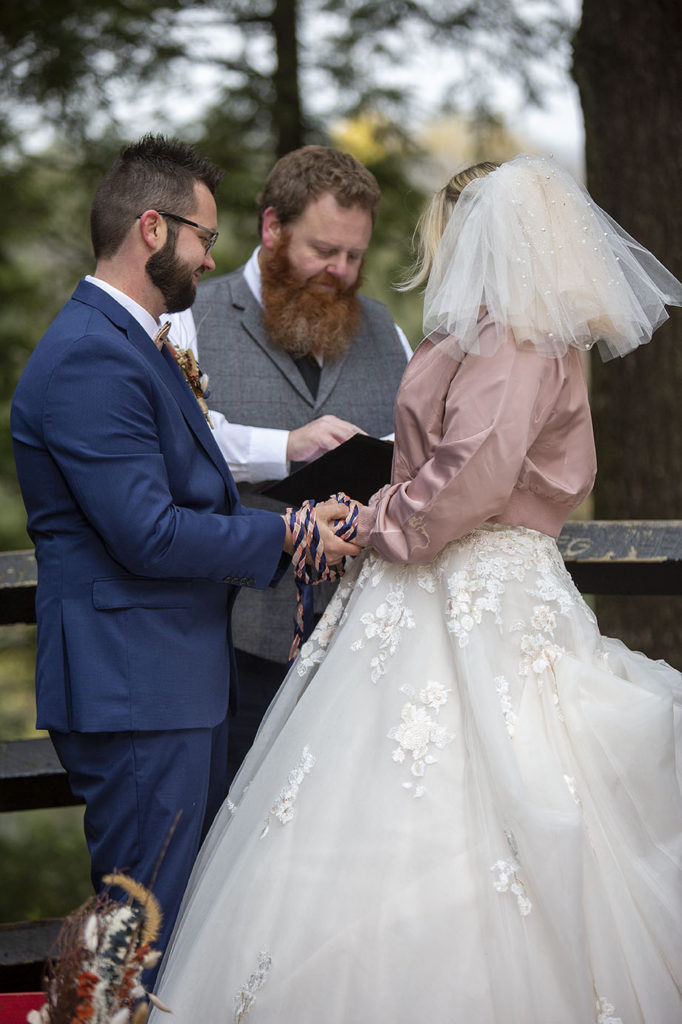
[151,154,682,1023]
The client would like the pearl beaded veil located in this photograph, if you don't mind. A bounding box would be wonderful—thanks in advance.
[423,153,682,360]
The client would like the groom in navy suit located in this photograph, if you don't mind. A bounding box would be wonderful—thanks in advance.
[10,135,358,962]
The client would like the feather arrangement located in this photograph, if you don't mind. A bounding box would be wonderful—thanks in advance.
[27,873,170,1024]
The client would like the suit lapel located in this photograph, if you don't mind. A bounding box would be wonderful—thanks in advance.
[133,320,240,500]
[315,346,351,409]
[72,280,239,501]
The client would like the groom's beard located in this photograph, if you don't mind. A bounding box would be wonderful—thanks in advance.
[146,235,197,313]
[260,237,363,360]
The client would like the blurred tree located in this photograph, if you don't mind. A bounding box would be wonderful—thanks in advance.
[0,808,91,922]
[1,1,570,158]
[0,0,193,147]
[187,0,568,159]
[573,0,682,666]
[0,139,119,548]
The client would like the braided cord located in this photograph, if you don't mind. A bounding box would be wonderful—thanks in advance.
[286,492,359,664]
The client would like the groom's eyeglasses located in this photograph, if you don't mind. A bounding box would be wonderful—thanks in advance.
[141,210,219,254]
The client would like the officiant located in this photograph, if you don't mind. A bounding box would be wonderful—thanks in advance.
[168,145,410,780]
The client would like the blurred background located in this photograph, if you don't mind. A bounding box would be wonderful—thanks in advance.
[1,0,680,925]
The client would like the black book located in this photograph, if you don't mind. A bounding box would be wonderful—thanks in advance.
[261,433,394,506]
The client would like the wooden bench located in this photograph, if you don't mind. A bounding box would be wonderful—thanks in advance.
[1,521,681,989]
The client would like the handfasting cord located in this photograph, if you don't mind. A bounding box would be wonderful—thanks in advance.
[286,492,359,664]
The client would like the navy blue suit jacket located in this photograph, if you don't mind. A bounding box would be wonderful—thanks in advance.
[11,280,286,734]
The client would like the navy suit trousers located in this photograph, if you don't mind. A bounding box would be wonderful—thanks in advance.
[51,720,228,981]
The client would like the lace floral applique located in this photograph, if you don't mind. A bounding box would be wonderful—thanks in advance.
[530,554,576,616]
[366,556,387,589]
[388,681,454,796]
[564,774,582,806]
[494,675,517,738]
[296,613,338,676]
[491,831,532,916]
[445,571,484,647]
[416,562,441,593]
[296,569,355,677]
[595,995,622,1024]
[407,512,430,549]
[443,532,531,647]
[260,747,315,838]
[519,603,565,719]
[350,569,416,683]
[234,951,272,1022]
[531,604,557,633]
[519,631,563,678]
[297,553,387,677]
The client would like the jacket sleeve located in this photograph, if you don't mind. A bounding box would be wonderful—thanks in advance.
[41,332,286,585]
[355,333,564,563]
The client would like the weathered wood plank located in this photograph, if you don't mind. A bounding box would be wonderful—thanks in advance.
[0,738,82,812]
[0,550,36,625]
[0,524,681,628]
[0,920,62,968]
[0,919,62,991]
[557,520,682,594]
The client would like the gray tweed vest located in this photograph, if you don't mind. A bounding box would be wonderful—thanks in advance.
[193,268,408,663]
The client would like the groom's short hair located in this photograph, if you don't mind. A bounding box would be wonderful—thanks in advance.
[256,146,381,236]
[90,134,224,259]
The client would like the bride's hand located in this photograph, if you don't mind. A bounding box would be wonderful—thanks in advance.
[315,499,364,565]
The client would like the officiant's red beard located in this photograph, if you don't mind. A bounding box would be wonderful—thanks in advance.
[260,236,363,360]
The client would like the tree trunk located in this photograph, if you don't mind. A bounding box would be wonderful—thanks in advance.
[270,0,304,156]
[573,0,682,667]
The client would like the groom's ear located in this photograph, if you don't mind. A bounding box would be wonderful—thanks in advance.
[138,210,169,253]
[261,207,282,251]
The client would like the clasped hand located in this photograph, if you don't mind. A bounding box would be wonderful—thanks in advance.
[281,498,364,566]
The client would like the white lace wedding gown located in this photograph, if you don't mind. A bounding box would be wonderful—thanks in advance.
[153,523,682,1024]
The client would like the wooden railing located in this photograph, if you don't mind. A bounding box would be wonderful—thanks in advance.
[1,521,681,990]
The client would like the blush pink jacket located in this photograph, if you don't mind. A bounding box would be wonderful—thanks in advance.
[355,314,597,563]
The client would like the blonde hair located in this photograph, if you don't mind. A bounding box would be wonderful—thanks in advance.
[398,162,498,291]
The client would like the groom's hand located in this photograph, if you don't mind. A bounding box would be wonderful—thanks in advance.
[316,499,364,565]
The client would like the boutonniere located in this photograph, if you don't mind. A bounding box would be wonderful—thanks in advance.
[154,321,213,427]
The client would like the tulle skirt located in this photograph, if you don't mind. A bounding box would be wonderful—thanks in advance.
[153,525,682,1023]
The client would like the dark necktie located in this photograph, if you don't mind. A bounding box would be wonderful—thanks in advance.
[294,355,321,399]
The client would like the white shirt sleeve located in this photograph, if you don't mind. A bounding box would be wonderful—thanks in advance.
[166,309,291,483]
[164,308,412,482]
[394,323,413,362]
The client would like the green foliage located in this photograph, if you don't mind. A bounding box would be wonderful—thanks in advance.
[0,625,38,739]
[0,141,108,547]
[0,0,200,144]
[315,0,568,117]
[0,807,92,922]
[0,626,91,925]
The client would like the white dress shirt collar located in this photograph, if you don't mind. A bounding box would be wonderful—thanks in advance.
[85,275,162,341]
[243,247,263,307]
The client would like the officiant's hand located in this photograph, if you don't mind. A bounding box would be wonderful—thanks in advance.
[315,499,363,565]
[286,416,366,464]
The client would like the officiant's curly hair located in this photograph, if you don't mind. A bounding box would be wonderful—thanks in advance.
[90,133,224,259]
[256,145,382,235]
